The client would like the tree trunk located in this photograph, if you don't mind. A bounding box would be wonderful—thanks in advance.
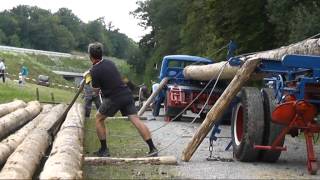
[0,105,52,166]
[0,100,26,118]
[181,57,261,162]
[138,77,169,116]
[0,101,41,140]
[84,156,177,165]
[39,103,85,180]
[0,104,66,179]
[183,38,320,81]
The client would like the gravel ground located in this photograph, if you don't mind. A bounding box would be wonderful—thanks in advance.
[142,110,320,179]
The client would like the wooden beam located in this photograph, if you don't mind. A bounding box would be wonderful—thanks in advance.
[40,103,85,179]
[84,155,177,165]
[181,57,261,162]
[137,77,169,116]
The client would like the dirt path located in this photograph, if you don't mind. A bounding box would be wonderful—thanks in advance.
[143,111,320,179]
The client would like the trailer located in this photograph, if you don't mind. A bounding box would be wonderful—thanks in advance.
[229,54,320,174]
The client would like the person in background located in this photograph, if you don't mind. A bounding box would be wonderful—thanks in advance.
[83,82,101,118]
[0,59,6,83]
[20,65,29,85]
[86,42,158,157]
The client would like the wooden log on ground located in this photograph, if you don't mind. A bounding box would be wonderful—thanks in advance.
[138,77,169,116]
[0,100,26,118]
[181,57,261,162]
[84,156,177,165]
[0,101,41,140]
[39,103,85,179]
[0,105,52,166]
[0,104,66,179]
[183,38,320,81]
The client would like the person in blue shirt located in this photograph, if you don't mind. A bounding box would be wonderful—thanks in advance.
[20,65,29,85]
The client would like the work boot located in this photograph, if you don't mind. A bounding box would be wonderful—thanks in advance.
[93,148,110,157]
[147,148,159,157]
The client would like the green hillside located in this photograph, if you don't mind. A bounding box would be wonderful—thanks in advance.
[0,51,138,88]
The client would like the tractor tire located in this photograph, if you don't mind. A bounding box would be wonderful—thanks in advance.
[231,87,264,162]
[260,88,285,162]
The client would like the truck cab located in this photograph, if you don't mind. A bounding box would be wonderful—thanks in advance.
[154,55,229,121]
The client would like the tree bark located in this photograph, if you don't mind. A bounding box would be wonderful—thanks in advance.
[181,57,261,162]
[84,156,177,165]
[138,77,169,116]
[183,38,320,81]
[0,101,41,140]
[0,105,52,166]
[0,100,26,118]
[0,104,66,179]
[39,103,85,180]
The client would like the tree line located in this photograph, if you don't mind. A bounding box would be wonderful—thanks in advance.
[132,0,320,83]
[0,5,139,61]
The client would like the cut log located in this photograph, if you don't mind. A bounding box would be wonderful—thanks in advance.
[0,104,66,179]
[183,61,239,81]
[254,38,320,60]
[0,101,41,140]
[0,100,26,118]
[138,77,169,116]
[181,57,261,162]
[183,38,320,81]
[39,103,85,179]
[84,156,177,165]
[0,105,52,166]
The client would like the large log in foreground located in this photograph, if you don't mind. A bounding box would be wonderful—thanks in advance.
[40,103,85,179]
[85,156,177,165]
[0,101,41,140]
[0,104,66,179]
[183,38,320,81]
[0,105,52,166]
[0,100,26,118]
[181,57,261,162]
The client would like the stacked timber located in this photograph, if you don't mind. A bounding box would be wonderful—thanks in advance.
[0,100,26,118]
[0,101,41,140]
[0,104,52,166]
[40,103,85,179]
[183,38,320,81]
[0,104,66,179]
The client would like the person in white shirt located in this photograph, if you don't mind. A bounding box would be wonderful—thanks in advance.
[0,59,6,83]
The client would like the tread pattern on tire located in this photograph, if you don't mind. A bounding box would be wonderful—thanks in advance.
[260,88,285,162]
[232,87,265,162]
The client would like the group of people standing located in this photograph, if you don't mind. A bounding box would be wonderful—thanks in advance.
[0,58,29,85]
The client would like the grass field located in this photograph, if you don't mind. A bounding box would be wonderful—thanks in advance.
[83,114,176,179]
[0,80,76,103]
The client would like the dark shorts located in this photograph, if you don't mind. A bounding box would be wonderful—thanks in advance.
[98,94,137,117]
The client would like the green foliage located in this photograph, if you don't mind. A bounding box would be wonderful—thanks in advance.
[133,0,320,83]
[0,5,140,70]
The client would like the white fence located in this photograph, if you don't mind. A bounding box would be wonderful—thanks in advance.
[0,45,72,58]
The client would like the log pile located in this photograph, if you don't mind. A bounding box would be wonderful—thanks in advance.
[0,104,66,179]
[0,101,41,140]
[0,100,26,118]
[40,103,85,179]
[0,105,52,166]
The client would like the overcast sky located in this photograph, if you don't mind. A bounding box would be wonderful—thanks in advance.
[0,0,148,42]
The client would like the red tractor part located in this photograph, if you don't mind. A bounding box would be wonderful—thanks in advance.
[254,97,320,174]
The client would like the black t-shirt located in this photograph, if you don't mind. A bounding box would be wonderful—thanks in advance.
[91,59,130,98]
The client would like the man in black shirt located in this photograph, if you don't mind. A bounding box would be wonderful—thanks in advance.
[88,42,158,157]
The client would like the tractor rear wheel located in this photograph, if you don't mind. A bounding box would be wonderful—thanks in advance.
[231,87,264,162]
[260,88,285,162]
